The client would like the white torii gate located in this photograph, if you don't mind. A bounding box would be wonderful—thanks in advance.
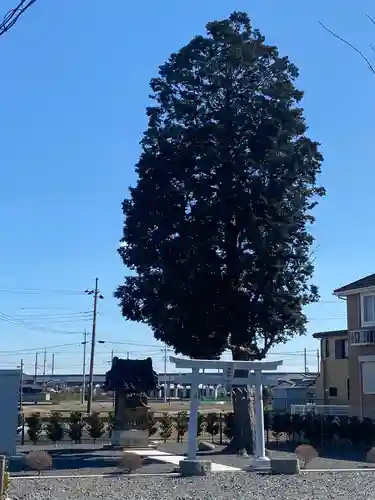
[169,356,283,469]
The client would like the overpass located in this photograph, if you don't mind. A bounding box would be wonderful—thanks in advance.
[23,371,316,388]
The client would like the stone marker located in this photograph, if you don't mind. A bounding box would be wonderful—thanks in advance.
[198,441,216,452]
[270,457,300,475]
[179,459,212,476]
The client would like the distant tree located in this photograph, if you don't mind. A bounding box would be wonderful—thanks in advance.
[115,11,324,454]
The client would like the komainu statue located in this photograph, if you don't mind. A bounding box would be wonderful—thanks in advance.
[103,357,158,448]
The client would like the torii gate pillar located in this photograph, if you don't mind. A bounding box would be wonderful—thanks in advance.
[170,356,283,470]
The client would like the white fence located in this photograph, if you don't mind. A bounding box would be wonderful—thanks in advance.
[291,404,350,417]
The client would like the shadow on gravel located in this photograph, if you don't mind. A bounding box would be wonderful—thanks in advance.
[9,452,164,475]
[266,441,368,463]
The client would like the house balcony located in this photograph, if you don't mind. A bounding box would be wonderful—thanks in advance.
[351,329,375,346]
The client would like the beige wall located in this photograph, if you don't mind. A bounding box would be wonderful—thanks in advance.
[317,336,349,406]
[347,293,375,418]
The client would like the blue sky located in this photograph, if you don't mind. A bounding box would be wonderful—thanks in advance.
[0,0,374,375]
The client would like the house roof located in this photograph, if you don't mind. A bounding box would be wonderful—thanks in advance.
[312,329,348,339]
[334,273,375,295]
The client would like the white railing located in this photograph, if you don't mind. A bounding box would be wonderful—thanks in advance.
[291,404,350,416]
[351,329,375,345]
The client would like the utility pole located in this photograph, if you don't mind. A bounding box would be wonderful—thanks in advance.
[43,348,47,377]
[127,351,129,360]
[81,330,87,405]
[19,359,24,411]
[164,345,167,404]
[317,349,320,373]
[51,353,55,376]
[85,278,103,414]
[34,352,38,384]
[304,348,308,374]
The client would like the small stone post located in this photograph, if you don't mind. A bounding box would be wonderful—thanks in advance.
[0,455,6,498]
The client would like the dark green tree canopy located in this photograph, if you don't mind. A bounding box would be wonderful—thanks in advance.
[115,11,324,360]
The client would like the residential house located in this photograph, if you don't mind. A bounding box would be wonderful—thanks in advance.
[334,273,375,418]
[315,273,375,418]
[271,376,317,413]
[313,329,349,407]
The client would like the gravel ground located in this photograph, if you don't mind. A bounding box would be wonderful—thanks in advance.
[9,472,375,500]
[9,448,176,476]
[159,442,370,470]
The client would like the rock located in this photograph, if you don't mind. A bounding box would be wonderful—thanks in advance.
[179,459,212,476]
[270,457,300,475]
[198,441,216,452]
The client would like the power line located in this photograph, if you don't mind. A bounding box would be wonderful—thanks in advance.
[0,311,84,335]
[0,0,37,37]
[0,287,86,296]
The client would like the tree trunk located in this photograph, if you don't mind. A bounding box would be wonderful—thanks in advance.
[224,350,254,455]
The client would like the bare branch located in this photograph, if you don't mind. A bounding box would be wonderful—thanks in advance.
[318,20,375,75]
[0,0,37,38]
[366,13,375,27]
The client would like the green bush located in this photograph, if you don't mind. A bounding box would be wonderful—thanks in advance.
[205,413,219,443]
[197,411,204,436]
[175,411,189,443]
[25,413,43,444]
[148,412,158,437]
[46,411,64,445]
[159,413,173,443]
[86,412,105,443]
[223,412,235,440]
[107,410,115,439]
[68,412,84,444]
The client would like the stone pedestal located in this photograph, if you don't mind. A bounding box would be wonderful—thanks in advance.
[179,459,212,476]
[111,429,149,449]
[270,457,299,475]
[248,455,271,471]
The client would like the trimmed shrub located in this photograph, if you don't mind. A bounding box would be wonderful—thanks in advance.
[295,444,318,468]
[46,411,64,445]
[86,412,105,443]
[205,413,219,443]
[25,450,52,476]
[148,412,158,437]
[68,412,84,444]
[159,413,173,442]
[175,411,189,443]
[118,452,143,473]
[25,413,43,444]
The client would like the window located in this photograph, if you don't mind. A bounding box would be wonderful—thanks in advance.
[324,339,330,358]
[329,386,338,397]
[362,294,375,326]
[335,339,348,359]
[351,329,375,345]
[361,361,375,394]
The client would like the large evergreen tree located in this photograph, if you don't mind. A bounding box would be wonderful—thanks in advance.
[115,11,324,453]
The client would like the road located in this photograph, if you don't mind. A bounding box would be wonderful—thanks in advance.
[22,399,233,416]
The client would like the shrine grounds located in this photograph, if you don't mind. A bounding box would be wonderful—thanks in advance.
[15,399,375,498]
[9,431,375,499]
[8,441,375,499]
